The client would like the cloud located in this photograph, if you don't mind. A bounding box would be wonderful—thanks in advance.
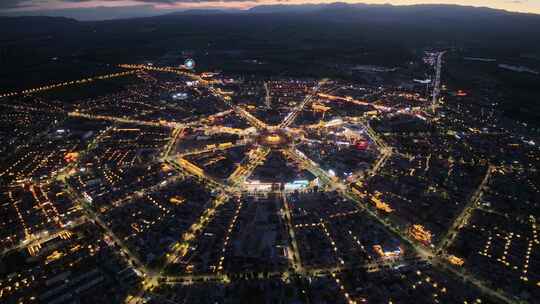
[0,0,35,9]
[0,0,251,10]
[61,0,255,3]
[61,0,175,3]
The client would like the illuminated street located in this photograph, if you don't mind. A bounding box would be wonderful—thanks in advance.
[1,49,539,304]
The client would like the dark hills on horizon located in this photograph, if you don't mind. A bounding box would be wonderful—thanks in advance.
[1,2,539,80]
[2,2,540,21]
[2,2,540,47]
[0,2,539,127]
[2,2,539,70]
[2,2,539,58]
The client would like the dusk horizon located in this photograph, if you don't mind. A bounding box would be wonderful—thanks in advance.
[2,1,540,20]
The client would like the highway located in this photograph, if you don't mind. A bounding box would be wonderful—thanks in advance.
[118,64,219,86]
[0,70,139,99]
[68,112,177,129]
[264,82,271,108]
[430,51,445,112]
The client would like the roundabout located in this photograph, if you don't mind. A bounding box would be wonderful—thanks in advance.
[257,129,293,149]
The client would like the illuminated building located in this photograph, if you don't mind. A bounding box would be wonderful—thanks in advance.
[355,140,369,150]
[161,163,173,172]
[448,255,465,266]
[312,103,331,112]
[456,90,468,97]
[64,152,80,163]
[184,58,195,70]
[169,196,186,205]
[284,180,310,191]
[373,244,403,260]
[178,158,204,177]
[258,129,291,148]
[244,180,275,192]
[266,134,281,143]
[172,92,189,100]
[371,195,394,213]
[409,224,432,245]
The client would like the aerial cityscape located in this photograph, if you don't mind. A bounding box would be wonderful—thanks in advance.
[1,1,540,304]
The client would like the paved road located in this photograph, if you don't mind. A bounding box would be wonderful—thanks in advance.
[431,51,445,112]
[161,193,230,269]
[279,79,328,128]
[439,165,495,252]
[64,184,155,281]
[0,216,87,257]
[228,146,271,187]
[119,63,516,303]
[281,191,304,273]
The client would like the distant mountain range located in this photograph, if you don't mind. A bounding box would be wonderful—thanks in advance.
[3,2,539,38]
[2,2,539,21]
[0,2,538,54]
[1,2,538,128]
[1,2,540,64]
[168,2,539,18]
